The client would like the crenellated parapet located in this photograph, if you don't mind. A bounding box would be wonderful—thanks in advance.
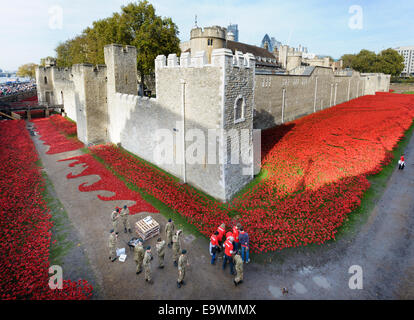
[155,49,256,70]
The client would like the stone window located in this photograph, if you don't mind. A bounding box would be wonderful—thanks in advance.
[44,76,48,84]
[234,96,245,124]
[207,39,213,46]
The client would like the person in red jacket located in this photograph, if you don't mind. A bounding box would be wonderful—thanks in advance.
[222,236,235,275]
[217,223,226,243]
[210,231,219,265]
[398,154,405,170]
[232,223,241,251]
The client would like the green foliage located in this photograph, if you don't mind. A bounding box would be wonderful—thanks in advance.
[391,76,414,83]
[346,48,405,76]
[340,53,356,69]
[54,0,181,88]
[16,63,38,78]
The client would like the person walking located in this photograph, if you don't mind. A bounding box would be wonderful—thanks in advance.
[156,237,166,269]
[210,231,219,265]
[233,251,244,286]
[134,239,145,274]
[398,154,406,170]
[172,229,182,267]
[177,250,189,288]
[108,229,118,262]
[222,236,235,275]
[111,208,120,233]
[239,227,250,263]
[120,205,132,233]
[143,246,153,284]
[165,219,175,248]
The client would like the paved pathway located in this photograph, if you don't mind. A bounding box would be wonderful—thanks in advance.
[30,121,414,300]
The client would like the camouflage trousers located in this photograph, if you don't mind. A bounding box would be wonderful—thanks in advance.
[235,268,243,283]
[144,265,152,281]
[178,269,186,283]
[109,246,116,259]
[135,260,143,273]
[112,220,119,233]
[167,232,173,245]
[121,218,130,230]
[172,245,180,262]
[158,254,165,267]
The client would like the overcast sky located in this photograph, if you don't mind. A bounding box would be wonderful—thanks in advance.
[0,0,413,71]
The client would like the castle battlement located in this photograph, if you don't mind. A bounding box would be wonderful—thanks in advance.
[155,49,256,70]
[190,26,227,40]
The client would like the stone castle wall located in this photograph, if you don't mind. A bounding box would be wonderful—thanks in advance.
[35,44,390,202]
[254,68,389,129]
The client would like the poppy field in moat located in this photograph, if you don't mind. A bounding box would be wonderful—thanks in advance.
[89,93,414,253]
[3,91,413,293]
[0,120,93,299]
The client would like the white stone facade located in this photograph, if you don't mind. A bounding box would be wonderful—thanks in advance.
[35,45,390,202]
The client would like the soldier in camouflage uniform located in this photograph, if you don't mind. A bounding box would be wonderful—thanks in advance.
[143,246,153,284]
[156,238,166,269]
[165,219,175,248]
[111,208,120,233]
[108,230,118,262]
[120,205,132,233]
[233,251,244,286]
[134,239,145,274]
[172,229,182,267]
[177,249,189,288]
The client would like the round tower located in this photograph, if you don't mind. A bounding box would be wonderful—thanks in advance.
[190,26,227,63]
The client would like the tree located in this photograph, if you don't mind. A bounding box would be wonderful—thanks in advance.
[54,0,181,93]
[375,48,404,76]
[340,54,356,69]
[16,63,37,78]
[351,49,378,73]
[346,48,405,75]
[118,1,180,94]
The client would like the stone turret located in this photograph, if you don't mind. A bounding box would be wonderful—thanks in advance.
[104,44,138,95]
[190,26,228,63]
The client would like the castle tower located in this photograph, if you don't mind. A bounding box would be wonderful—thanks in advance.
[104,44,138,95]
[71,64,108,145]
[190,26,227,63]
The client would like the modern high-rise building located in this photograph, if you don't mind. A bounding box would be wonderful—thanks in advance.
[395,46,414,77]
[227,24,239,42]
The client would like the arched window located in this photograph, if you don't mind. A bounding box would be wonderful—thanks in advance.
[234,96,245,123]
[44,76,48,84]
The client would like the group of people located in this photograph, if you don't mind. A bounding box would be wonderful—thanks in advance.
[108,208,189,289]
[0,81,36,96]
[210,222,249,286]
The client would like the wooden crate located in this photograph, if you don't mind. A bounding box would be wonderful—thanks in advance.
[135,216,160,241]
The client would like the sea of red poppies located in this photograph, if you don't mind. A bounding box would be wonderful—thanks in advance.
[60,154,158,214]
[12,92,413,257]
[0,120,93,299]
[89,93,414,253]
[32,117,83,154]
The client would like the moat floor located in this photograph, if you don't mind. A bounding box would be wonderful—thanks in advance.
[30,122,414,300]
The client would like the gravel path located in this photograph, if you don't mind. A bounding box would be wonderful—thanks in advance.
[30,121,414,300]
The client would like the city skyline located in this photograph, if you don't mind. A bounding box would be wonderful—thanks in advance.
[0,0,413,70]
